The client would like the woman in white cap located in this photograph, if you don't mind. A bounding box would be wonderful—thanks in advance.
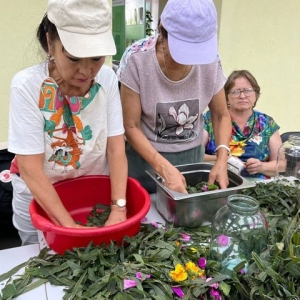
[8,0,128,245]
[117,0,231,194]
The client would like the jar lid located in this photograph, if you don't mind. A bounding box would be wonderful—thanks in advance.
[288,135,300,146]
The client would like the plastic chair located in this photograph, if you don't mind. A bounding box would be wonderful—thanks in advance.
[280,132,300,143]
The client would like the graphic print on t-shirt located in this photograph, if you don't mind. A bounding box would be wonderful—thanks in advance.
[155,99,199,143]
[39,78,99,172]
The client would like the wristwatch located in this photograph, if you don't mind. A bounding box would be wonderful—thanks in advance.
[111,198,126,208]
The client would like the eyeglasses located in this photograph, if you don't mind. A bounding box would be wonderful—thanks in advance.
[228,88,256,97]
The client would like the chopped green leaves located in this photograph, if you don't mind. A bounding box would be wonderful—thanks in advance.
[0,181,300,299]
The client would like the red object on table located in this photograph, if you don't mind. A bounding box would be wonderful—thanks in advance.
[29,175,150,254]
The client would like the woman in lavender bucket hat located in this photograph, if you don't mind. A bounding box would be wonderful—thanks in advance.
[117,0,231,194]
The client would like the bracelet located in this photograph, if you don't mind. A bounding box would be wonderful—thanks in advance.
[215,144,230,155]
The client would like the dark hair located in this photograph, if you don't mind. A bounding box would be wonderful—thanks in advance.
[224,70,261,106]
[36,13,59,53]
[157,18,168,39]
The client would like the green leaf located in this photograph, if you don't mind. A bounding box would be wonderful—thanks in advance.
[1,182,300,300]
[0,283,19,299]
[219,281,231,296]
[66,269,87,299]
[276,242,284,251]
[257,271,267,282]
[285,262,300,279]
[0,261,29,282]
[22,279,48,294]
[251,252,267,271]
[148,249,173,262]
[114,292,136,300]
[132,254,145,266]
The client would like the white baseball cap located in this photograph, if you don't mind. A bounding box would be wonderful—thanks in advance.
[47,0,116,58]
[161,0,218,65]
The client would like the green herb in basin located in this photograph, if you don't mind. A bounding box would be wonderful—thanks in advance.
[186,182,219,193]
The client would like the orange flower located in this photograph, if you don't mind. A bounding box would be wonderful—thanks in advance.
[230,140,246,156]
[169,264,188,282]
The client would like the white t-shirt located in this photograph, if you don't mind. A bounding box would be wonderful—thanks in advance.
[8,62,124,183]
[117,35,226,153]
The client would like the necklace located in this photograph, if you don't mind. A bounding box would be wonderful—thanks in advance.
[161,38,188,81]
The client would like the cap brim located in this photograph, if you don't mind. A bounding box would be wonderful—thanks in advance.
[57,28,117,58]
[168,32,218,65]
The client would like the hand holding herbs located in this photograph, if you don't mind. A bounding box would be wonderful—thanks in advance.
[0,180,300,300]
[85,204,111,227]
[186,182,219,194]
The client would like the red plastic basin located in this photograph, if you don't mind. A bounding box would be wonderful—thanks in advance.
[29,175,150,254]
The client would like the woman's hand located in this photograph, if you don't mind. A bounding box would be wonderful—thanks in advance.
[245,158,262,175]
[208,158,229,189]
[104,206,127,226]
[161,165,188,194]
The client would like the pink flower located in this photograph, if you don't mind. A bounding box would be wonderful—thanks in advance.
[217,234,229,246]
[262,213,269,229]
[136,271,151,280]
[240,269,246,274]
[206,277,219,289]
[151,221,159,228]
[141,217,148,223]
[131,44,140,51]
[201,185,208,191]
[180,233,191,242]
[210,288,222,300]
[171,286,185,298]
[198,257,207,269]
[124,279,137,290]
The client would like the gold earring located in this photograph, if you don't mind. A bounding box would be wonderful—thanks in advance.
[47,53,55,63]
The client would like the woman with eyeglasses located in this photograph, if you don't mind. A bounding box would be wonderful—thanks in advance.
[203,70,285,180]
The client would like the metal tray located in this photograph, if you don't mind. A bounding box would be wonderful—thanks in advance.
[147,163,256,228]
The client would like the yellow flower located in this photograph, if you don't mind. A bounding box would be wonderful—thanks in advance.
[169,264,188,282]
[230,140,247,156]
[190,247,197,253]
[185,261,205,277]
[185,261,198,272]
[175,241,180,247]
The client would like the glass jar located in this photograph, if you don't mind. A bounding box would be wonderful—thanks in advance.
[277,135,300,180]
[210,194,268,278]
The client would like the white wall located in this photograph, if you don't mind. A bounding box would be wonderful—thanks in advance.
[218,0,300,133]
[0,0,113,146]
[1,0,299,146]
[0,1,47,146]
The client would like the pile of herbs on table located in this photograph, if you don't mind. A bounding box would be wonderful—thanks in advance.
[0,180,299,300]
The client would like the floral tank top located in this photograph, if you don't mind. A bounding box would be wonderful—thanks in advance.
[204,110,280,179]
